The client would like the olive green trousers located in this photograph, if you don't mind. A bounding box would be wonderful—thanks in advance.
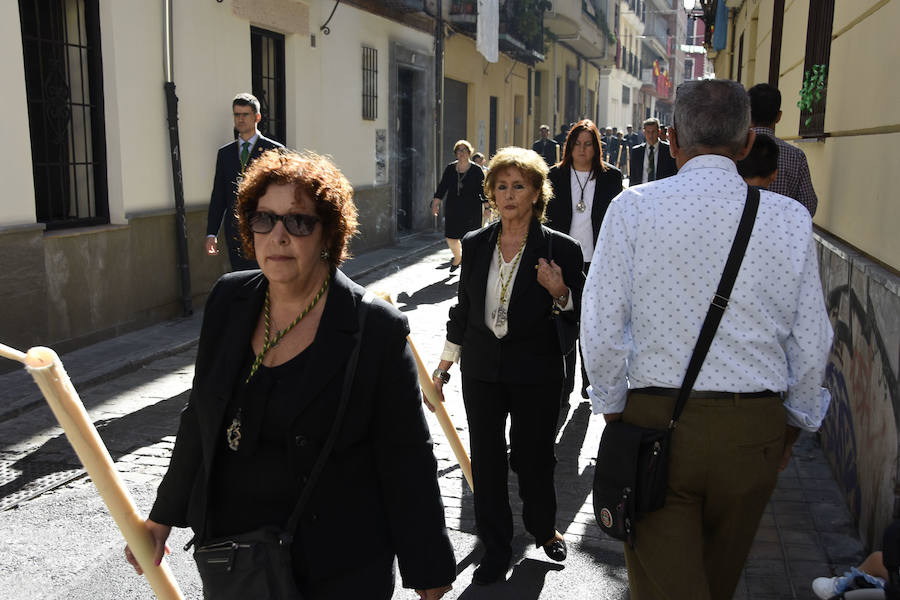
[621,390,785,600]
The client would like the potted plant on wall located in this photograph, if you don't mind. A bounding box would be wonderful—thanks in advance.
[798,63,827,135]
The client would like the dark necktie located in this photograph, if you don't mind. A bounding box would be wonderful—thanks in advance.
[647,145,655,181]
[240,141,250,171]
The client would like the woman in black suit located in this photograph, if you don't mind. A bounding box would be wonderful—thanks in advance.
[430,147,585,586]
[126,151,455,599]
[546,119,623,400]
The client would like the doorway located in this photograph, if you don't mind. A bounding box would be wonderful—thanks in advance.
[397,68,414,231]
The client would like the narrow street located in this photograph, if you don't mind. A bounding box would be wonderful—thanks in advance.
[0,240,861,599]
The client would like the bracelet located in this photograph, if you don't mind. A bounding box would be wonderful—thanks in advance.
[432,368,450,384]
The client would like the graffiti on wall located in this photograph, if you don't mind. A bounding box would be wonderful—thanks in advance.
[821,275,899,545]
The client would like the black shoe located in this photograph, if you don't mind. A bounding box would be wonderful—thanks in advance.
[543,537,567,562]
[472,561,507,585]
[449,262,460,273]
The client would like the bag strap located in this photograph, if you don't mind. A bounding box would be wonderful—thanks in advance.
[669,185,760,427]
[285,290,374,531]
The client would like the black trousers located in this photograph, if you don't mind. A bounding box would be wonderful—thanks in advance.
[462,377,563,560]
[563,261,591,400]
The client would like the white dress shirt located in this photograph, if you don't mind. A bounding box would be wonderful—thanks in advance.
[582,154,833,431]
[569,169,596,261]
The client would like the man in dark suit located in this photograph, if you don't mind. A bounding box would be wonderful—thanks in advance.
[629,117,677,185]
[206,93,284,270]
[532,124,560,166]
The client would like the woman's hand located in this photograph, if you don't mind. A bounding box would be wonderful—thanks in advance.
[536,258,568,299]
[432,198,441,217]
[124,519,172,575]
[426,360,453,412]
[416,585,453,599]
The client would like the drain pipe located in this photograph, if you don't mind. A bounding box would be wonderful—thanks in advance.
[163,0,192,316]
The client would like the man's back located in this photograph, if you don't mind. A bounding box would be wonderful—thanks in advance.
[751,126,817,216]
[586,154,828,405]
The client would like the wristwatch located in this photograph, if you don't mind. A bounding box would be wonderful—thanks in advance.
[432,368,451,384]
[554,291,569,308]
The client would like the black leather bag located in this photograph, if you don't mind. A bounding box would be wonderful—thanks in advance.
[193,527,300,599]
[592,187,759,546]
[546,234,578,356]
[192,292,374,599]
[592,421,670,545]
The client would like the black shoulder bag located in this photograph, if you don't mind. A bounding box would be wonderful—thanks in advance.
[546,233,579,356]
[592,187,759,546]
[192,292,374,599]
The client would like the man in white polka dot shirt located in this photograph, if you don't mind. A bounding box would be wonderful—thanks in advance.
[582,79,833,600]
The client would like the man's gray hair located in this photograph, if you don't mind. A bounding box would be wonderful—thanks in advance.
[673,79,750,154]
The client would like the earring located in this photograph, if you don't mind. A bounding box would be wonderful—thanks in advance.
[320,248,330,261]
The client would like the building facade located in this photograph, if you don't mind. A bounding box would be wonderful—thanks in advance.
[709,0,900,550]
[1,0,440,361]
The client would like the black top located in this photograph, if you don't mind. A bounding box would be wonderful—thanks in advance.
[149,269,456,593]
[434,162,486,239]
[208,347,311,537]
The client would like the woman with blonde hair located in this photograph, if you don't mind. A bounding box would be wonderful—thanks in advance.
[431,146,584,585]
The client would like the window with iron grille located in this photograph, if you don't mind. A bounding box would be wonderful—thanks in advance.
[19,0,108,229]
[362,46,378,121]
[622,85,630,105]
[251,27,286,144]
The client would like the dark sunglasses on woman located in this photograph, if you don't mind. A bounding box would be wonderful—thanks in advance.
[248,211,320,236]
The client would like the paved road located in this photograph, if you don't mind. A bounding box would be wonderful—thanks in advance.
[0,241,864,599]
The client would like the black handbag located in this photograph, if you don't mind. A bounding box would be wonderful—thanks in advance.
[192,292,374,599]
[593,186,760,546]
[546,233,579,356]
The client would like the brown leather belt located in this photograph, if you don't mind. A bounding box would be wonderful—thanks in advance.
[633,386,780,400]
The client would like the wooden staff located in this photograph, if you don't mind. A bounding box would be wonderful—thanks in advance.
[2,345,183,600]
[375,293,474,491]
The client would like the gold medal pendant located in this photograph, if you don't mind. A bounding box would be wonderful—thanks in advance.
[496,306,508,327]
[226,409,242,451]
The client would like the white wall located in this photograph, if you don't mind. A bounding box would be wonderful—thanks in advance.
[101,0,171,221]
[0,2,38,226]
[312,5,432,185]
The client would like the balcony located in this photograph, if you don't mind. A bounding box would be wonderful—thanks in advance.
[544,0,614,67]
[448,0,546,64]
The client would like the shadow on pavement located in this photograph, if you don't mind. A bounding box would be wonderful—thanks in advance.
[457,558,564,599]
[394,277,459,312]
[0,390,187,507]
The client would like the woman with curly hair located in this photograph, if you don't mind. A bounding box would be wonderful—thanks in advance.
[126,150,456,599]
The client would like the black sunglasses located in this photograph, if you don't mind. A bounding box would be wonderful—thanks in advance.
[248,211,320,236]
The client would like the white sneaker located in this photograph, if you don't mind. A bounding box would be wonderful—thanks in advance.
[812,576,839,599]
[812,568,886,599]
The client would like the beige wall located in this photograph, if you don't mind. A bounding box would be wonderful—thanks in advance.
[713,0,900,551]
[444,33,531,156]
[713,0,899,268]
[0,1,37,226]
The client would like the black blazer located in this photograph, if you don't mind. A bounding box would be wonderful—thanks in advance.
[206,135,284,242]
[447,219,585,383]
[545,164,624,248]
[149,270,456,592]
[629,141,677,184]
